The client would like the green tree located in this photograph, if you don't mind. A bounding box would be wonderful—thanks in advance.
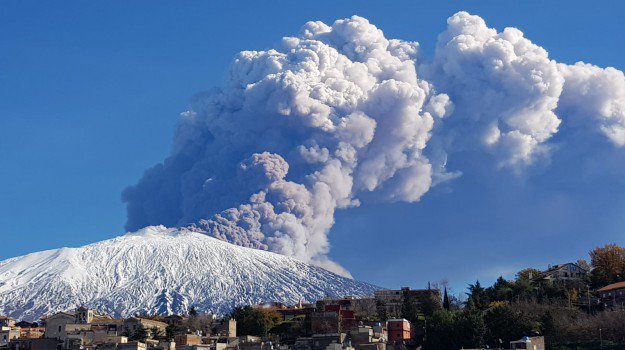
[443,287,450,311]
[511,277,535,301]
[483,303,537,348]
[150,326,165,341]
[488,276,514,302]
[131,325,148,342]
[231,306,281,336]
[424,310,484,350]
[401,289,419,322]
[467,281,489,311]
[455,310,485,349]
[375,298,387,321]
[165,324,186,340]
[269,319,304,345]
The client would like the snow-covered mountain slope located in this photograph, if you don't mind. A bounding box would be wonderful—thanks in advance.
[0,226,378,321]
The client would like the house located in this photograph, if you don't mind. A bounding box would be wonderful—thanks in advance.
[293,334,347,350]
[374,288,441,319]
[598,281,625,308]
[310,303,341,334]
[510,336,545,350]
[8,338,62,350]
[538,263,588,283]
[63,323,94,349]
[0,317,16,328]
[19,327,45,339]
[116,341,148,350]
[276,307,313,322]
[44,312,76,340]
[42,308,126,349]
[175,334,202,346]
[164,315,188,327]
[347,325,372,347]
[227,336,263,350]
[386,319,411,343]
[122,317,167,336]
[15,321,38,328]
[0,327,20,347]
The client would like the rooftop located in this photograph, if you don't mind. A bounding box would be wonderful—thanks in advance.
[598,281,625,292]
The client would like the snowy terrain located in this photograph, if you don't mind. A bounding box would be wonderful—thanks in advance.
[0,226,378,321]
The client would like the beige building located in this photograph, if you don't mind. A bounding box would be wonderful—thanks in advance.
[539,263,588,283]
[44,312,76,340]
[1,327,20,347]
[123,317,168,336]
[43,307,126,349]
[19,327,45,339]
[175,334,202,346]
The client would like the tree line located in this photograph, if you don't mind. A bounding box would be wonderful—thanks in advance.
[421,243,625,350]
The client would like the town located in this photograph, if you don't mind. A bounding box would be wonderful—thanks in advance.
[2,243,625,350]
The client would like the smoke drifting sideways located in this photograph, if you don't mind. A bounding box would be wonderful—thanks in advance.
[123,12,625,277]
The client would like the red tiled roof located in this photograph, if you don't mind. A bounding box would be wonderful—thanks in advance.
[598,281,625,292]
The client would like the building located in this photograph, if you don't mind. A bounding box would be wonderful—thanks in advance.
[175,334,202,346]
[0,316,16,328]
[44,312,76,340]
[293,334,347,350]
[42,308,129,349]
[75,307,96,324]
[538,263,588,283]
[374,288,441,319]
[8,338,62,350]
[1,327,20,347]
[311,302,349,334]
[598,281,625,308]
[386,319,410,343]
[19,327,45,339]
[276,307,314,322]
[214,318,236,338]
[510,336,545,350]
[164,315,188,327]
[15,321,38,328]
[114,341,148,350]
[122,317,168,336]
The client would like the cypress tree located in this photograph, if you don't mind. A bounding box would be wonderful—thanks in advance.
[443,287,451,310]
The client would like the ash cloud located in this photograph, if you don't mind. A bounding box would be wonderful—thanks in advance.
[123,12,625,277]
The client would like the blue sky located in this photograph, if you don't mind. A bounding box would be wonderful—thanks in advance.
[2,1,625,294]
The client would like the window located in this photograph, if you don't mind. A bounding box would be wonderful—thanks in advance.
[58,325,62,333]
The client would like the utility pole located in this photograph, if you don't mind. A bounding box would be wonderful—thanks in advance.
[600,328,603,350]
[587,285,592,315]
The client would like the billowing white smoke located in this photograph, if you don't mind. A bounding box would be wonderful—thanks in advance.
[421,12,563,167]
[123,12,625,277]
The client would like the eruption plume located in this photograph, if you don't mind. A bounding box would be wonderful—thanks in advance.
[123,12,625,276]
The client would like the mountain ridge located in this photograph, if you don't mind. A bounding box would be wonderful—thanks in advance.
[0,226,379,321]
